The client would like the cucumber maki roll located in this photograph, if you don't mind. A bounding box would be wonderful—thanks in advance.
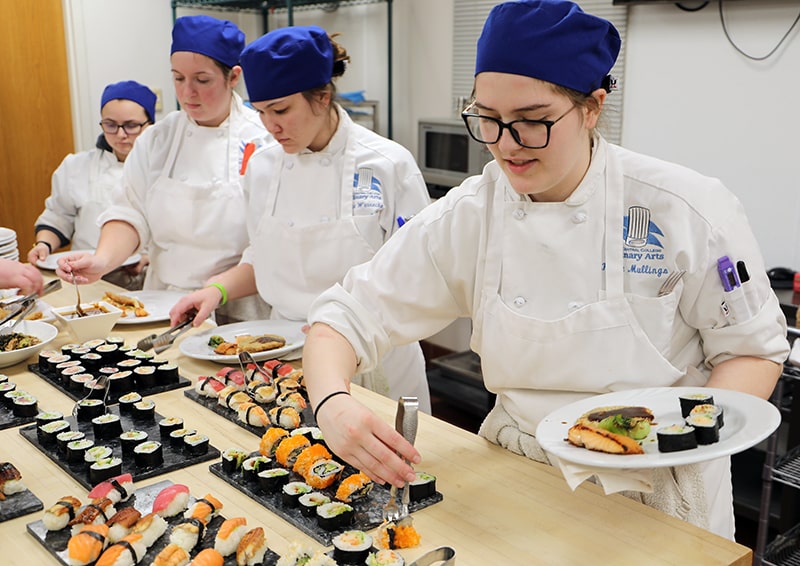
[89,456,123,484]
[221,447,248,474]
[409,472,437,502]
[657,423,698,453]
[40,419,71,445]
[316,501,354,532]
[333,530,373,565]
[66,438,94,464]
[134,441,164,468]
[257,467,289,493]
[56,430,86,455]
[686,414,720,445]
[76,399,105,421]
[678,392,714,418]
[280,481,312,508]
[298,492,330,518]
[92,413,123,439]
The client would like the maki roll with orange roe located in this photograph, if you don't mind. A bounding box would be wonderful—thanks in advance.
[292,443,332,477]
[335,472,374,503]
[377,520,421,550]
[275,434,310,467]
[259,427,288,457]
[306,459,344,490]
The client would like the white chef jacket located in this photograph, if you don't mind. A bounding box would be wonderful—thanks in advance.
[35,148,122,251]
[98,92,269,293]
[240,105,432,407]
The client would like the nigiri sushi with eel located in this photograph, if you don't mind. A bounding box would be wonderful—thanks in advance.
[69,497,117,536]
[184,493,223,524]
[190,548,224,566]
[153,483,190,517]
[0,462,26,500]
[152,543,190,566]
[236,527,269,566]
[88,473,135,504]
[43,495,83,531]
[94,532,147,566]
[67,523,109,566]
[105,506,142,543]
[169,518,206,552]
[130,512,168,547]
[213,517,248,557]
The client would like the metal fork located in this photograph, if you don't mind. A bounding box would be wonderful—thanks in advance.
[657,269,687,297]
[626,206,650,248]
[383,396,420,522]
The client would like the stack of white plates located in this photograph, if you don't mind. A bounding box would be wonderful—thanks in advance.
[0,227,18,261]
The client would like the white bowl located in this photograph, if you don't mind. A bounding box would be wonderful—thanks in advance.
[53,301,123,343]
[0,320,59,369]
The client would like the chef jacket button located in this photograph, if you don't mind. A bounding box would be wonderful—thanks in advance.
[321,157,331,166]
[513,296,526,307]
[287,220,294,227]
[185,131,193,138]
[211,177,219,184]
[568,301,583,311]
[218,130,225,138]
[513,208,526,220]
[285,161,294,170]
[571,211,587,224]
[180,175,188,182]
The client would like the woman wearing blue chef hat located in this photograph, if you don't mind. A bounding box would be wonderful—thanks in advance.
[299,0,788,538]
[169,25,431,410]
[29,80,155,290]
[57,15,269,322]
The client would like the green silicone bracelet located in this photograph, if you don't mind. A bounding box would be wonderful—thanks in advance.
[208,282,228,306]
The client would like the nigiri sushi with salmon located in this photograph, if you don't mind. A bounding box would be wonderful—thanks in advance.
[88,473,135,504]
[213,517,248,557]
[94,532,147,566]
[67,523,109,566]
[184,493,223,524]
[153,483,190,517]
[189,548,224,566]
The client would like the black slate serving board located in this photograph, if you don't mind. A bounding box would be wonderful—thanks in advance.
[19,404,220,490]
[26,479,280,566]
[0,488,44,522]
[27,362,190,404]
[0,387,37,430]
[184,388,315,438]
[209,456,443,546]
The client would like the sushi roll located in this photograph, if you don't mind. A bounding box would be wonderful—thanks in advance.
[184,493,223,524]
[242,456,271,483]
[408,472,437,502]
[67,439,95,464]
[190,548,224,566]
[134,441,164,468]
[298,492,331,518]
[36,411,65,442]
[277,543,316,566]
[71,347,92,357]
[366,549,406,566]
[159,416,185,438]
[39,419,71,445]
[248,382,277,404]
[213,516,248,557]
[220,447,249,474]
[268,406,301,430]
[169,427,197,448]
[0,381,16,403]
[117,392,142,414]
[94,532,147,566]
[133,366,156,389]
[152,543,190,566]
[130,512,168,547]
[134,351,155,365]
[335,472,374,503]
[657,423,699,453]
[305,459,344,490]
[237,402,269,427]
[85,445,114,466]
[292,443,332,478]
[46,353,71,373]
[84,378,109,400]
[82,338,107,351]
[131,399,155,421]
[92,413,123,439]
[106,336,125,347]
[156,363,180,384]
[12,394,38,417]
[117,358,141,372]
[95,343,121,364]
[105,507,142,543]
[150,357,170,368]
[62,366,88,389]
[257,467,290,494]
[184,433,210,456]
[195,376,226,398]
[106,371,134,395]
[686,413,720,445]
[0,462,25,497]
[67,523,110,566]
[67,373,93,393]
[43,495,82,531]
[281,481,312,508]
[57,430,86,454]
[236,527,269,566]
[291,426,325,444]
[152,484,190,518]
[259,427,289,458]
[69,497,117,535]
[119,430,148,456]
[689,403,725,428]
[376,521,420,550]
[679,392,714,418]
[169,518,206,552]
[76,399,105,422]
[276,391,307,412]
[38,349,59,372]
[316,501,354,532]
[90,457,124,485]
[332,530,373,564]
[79,352,103,372]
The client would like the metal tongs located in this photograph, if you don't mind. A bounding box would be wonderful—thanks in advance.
[136,310,197,354]
[409,547,457,566]
[3,279,62,306]
[382,396,419,522]
[0,298,37,334]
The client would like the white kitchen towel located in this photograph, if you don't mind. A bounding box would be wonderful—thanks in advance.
[550,455,654,494]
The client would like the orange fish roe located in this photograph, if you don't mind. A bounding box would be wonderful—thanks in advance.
[292,443,332,477]
[378,521,421,549]
[259,427,289,457]
[274,434,310,467]
[335,472,373,502]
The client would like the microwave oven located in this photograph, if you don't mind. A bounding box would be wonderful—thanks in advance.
[418,118,493,198]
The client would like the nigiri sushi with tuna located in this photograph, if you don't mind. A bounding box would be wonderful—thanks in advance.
[88,473,135,504]
[195,376,225,398]
[153,483,190,517]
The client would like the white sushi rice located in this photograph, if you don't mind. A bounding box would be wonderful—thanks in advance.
[213,521,249,557]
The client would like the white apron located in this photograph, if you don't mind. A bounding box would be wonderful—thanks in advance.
[473,149,733,538]
[75,150,122,251]
[251,136,430,411]
[143,116,268,322]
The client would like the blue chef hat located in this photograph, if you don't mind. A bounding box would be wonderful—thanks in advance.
[240,25,333,102]
[475,0,620,94]
[100,80,158,123]
[171,15,245,68]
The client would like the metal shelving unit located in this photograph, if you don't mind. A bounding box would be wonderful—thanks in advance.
[171,0,396,137]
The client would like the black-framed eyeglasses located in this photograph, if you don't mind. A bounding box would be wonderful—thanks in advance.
[461,105,576,149]
[99,120,149,135]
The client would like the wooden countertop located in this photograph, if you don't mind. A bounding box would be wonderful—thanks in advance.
[0,279,753,565]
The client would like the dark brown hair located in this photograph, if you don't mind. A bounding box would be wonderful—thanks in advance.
[302,33,350,110]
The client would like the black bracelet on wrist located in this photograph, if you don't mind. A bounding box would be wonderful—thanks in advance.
[34,241,52,253]
[313,390,351,422]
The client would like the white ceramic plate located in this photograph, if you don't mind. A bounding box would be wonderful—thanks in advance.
[110,290,187,325]
[0,320,59,369]
[179,319,306,363]
[535,386,780,469]
[35,250,142,271]
[0,227,16,246]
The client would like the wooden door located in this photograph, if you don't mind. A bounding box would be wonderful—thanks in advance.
[0,0,74,257]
